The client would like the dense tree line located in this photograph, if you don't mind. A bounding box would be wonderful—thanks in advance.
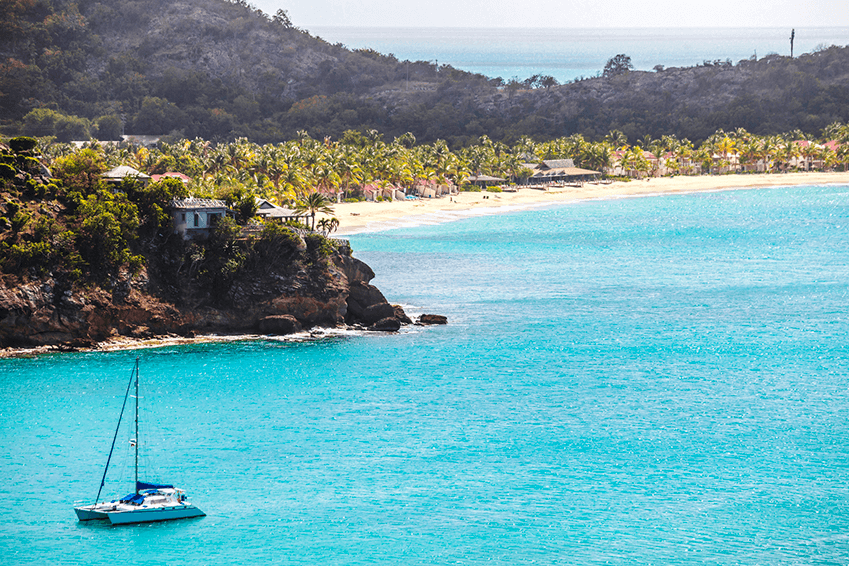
[33,123,849,207]
[0,135,344,306]
[2,0,849,147]
[3,121,849,300]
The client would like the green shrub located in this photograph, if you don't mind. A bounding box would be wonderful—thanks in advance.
[20,156,42,173]
[75,191,140,275]
[3,241,53,273]
[250,222,302,266]
[31,217,58,243]
[52,149,106,196]
[128,254,145,275]
[0,163,15,180]
[304,232,334,263]
[4,200,20,217]
[9,137,38,154]
[11,211,31,232]
[222,188,259,224]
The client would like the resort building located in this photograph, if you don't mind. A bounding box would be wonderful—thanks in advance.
[527,159,600,184]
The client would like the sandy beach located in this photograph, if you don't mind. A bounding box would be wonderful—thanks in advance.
[331,171,849,235]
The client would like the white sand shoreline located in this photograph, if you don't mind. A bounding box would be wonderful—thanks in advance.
[331,172,849,236]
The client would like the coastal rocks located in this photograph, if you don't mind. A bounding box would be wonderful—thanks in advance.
[258,314,302,335]
[368,317,402,332]
[344,279,412,330]
[0,247,447,351]
[346,280,387,316]
[361,302,397,325]
[393,305,412,324]
[0,272,185,348]
[332,254,375,285]
[418,314,448,325]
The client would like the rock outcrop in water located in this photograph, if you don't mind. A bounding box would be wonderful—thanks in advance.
[0,244,424,350]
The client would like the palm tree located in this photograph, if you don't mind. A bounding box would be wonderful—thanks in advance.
[316,217,340,236]
[605,130,628,148]
[293,192,334,230]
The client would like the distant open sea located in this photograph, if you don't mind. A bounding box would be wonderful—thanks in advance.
[2,184,849,564]
[310,26,849,83]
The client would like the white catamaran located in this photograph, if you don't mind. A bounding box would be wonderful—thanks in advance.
[74,358,205,525]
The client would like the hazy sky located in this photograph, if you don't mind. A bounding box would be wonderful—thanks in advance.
[253,0,849,29]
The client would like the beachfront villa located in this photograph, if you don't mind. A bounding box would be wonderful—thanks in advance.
[171,197,230,240]
[412,180,456,198]
[361,182,455,201]
[466,175,507,188]
[527,159,600,184]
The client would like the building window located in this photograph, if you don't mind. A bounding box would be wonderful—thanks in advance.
[194,213,200,227]
[181,213,186,222]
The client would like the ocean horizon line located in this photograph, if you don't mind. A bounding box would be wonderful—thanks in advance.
[309,24,849,31]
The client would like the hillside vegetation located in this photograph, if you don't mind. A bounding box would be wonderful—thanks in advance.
[2,0,849,145]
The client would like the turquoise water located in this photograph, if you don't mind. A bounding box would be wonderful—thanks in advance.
[2,185,849,563]
[310,26,849,83]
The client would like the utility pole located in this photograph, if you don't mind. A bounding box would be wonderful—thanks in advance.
[790,29,795,58]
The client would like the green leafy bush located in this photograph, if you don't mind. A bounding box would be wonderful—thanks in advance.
[74,191,141,275]
[11,211,31,232]
[3,240,53,273]
[52,149,106,196]
[304,232,334,263]
[9,137,38,153]
[0,164,15,180]
[249,222,302,268]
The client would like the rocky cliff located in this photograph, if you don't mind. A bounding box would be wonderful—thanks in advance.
[0,245,413,349]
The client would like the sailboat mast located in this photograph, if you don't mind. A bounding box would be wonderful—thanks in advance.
[134,358,139,494]
[94,360,136,505]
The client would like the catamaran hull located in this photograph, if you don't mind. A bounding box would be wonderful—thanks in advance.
[74,506,110,521]
[106,505,205,525]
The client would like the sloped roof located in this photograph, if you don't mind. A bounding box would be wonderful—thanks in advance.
[102,165,150,179]
[254,197,303,217]
[171,197,227,210]
[541,159,575,169]
[256,206,301,218]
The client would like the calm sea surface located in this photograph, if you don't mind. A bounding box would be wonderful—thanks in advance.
[310,26,849,83]
[2,185,849,564]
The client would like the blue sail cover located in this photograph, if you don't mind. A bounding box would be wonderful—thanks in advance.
[137,481,174,491]
[119,493,145,504]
